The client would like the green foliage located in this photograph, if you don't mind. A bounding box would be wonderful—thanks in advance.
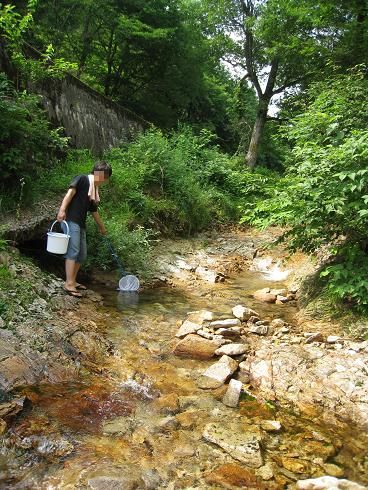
[0,1,76,80]
[320,246,368,310]
[0,73,68,209]
[103,127,242,236]
[85,222,153,278]
[244,68,368,310]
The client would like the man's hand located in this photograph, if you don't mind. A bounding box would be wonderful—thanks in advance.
[57,209,66,221]
[57,188,76,221]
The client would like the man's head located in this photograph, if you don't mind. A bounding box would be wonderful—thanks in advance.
[92,161,112,183]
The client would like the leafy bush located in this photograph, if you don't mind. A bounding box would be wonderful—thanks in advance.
[104,127,242,235]
[244,68,368,310]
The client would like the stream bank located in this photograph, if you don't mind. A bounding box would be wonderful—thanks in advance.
[0,228,367,488]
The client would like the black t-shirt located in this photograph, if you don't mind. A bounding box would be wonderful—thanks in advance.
[66,175,98,228]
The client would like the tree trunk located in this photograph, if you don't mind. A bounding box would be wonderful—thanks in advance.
[246,97,270,169]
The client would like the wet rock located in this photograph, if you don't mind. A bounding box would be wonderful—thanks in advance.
[187,310,215,323]
[205,463,262,489]
[175,410,199,429]
[175,320,202,338]
[256,463,275,481]
[210,319,242,329]
[0,418,6,434]
[157,415,179,431]
[87,476,137,490]
[215,343,248,356]
[178,394,218,411]
[173,334,223,360]
[153,393,180,414]
[276,295,289,303]
[242,343,368,430]
[248,315,260,324]
[102,417,135,435]
[0,396,27,419]
[199,355,239,389]
[232,305,259,321]
[203,423,263,467]
[260,420,282,432]
[271,318,286,328]
[222,379,242,408]
[281,456,309,474]
[296,476,367,490]
[195,266,224,283]
[173,443,196,457]
[249,324,269,336]
[253,288,277,303]
[16,434,74,458]
[322,463,344,478]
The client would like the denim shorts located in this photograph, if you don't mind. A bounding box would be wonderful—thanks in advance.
[62,221,87,263]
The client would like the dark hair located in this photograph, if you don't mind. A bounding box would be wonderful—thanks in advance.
[91,161,112,177]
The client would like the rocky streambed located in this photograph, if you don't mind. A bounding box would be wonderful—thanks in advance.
[0,229,367,489]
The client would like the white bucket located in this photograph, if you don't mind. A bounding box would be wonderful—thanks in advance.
[47,220,70,254]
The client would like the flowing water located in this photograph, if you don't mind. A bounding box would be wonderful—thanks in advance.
[1,267,368,489]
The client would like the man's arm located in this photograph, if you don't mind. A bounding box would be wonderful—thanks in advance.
[57,188,76,221]
[91,211,106,235]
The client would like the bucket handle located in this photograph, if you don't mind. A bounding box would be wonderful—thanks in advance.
[49,220,70,236]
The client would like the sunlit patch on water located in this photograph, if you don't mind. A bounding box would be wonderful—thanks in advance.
[251,256,290,281]
[119,379,158,400]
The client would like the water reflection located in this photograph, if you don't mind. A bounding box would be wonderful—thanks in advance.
[116,292,140,310]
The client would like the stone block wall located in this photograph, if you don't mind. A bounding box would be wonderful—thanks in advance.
[36,74,149,155]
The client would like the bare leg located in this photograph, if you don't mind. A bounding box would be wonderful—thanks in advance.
[65,259,77,290]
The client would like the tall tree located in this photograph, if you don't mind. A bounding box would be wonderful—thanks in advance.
[203,0,339,168]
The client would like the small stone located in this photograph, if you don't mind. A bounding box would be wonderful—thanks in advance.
[210,319,241,329]
[256,463,274,481]
[222,379,243,408]
[271,318,285,328]
[253,289,277,303]
[215,343,248,356]
[327,335,341,344]
[232,305,259,321]
[276,295,289,303]
[248,325,268,336]
[260,420,282,432]
[175,320,202,338]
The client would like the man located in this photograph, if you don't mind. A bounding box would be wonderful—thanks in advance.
[56,161,112,297]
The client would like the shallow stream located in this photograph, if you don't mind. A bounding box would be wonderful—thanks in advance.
[1,267,368,489]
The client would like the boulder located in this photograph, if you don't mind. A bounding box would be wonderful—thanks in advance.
[173,334,222,360]
[253,289,277,303]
